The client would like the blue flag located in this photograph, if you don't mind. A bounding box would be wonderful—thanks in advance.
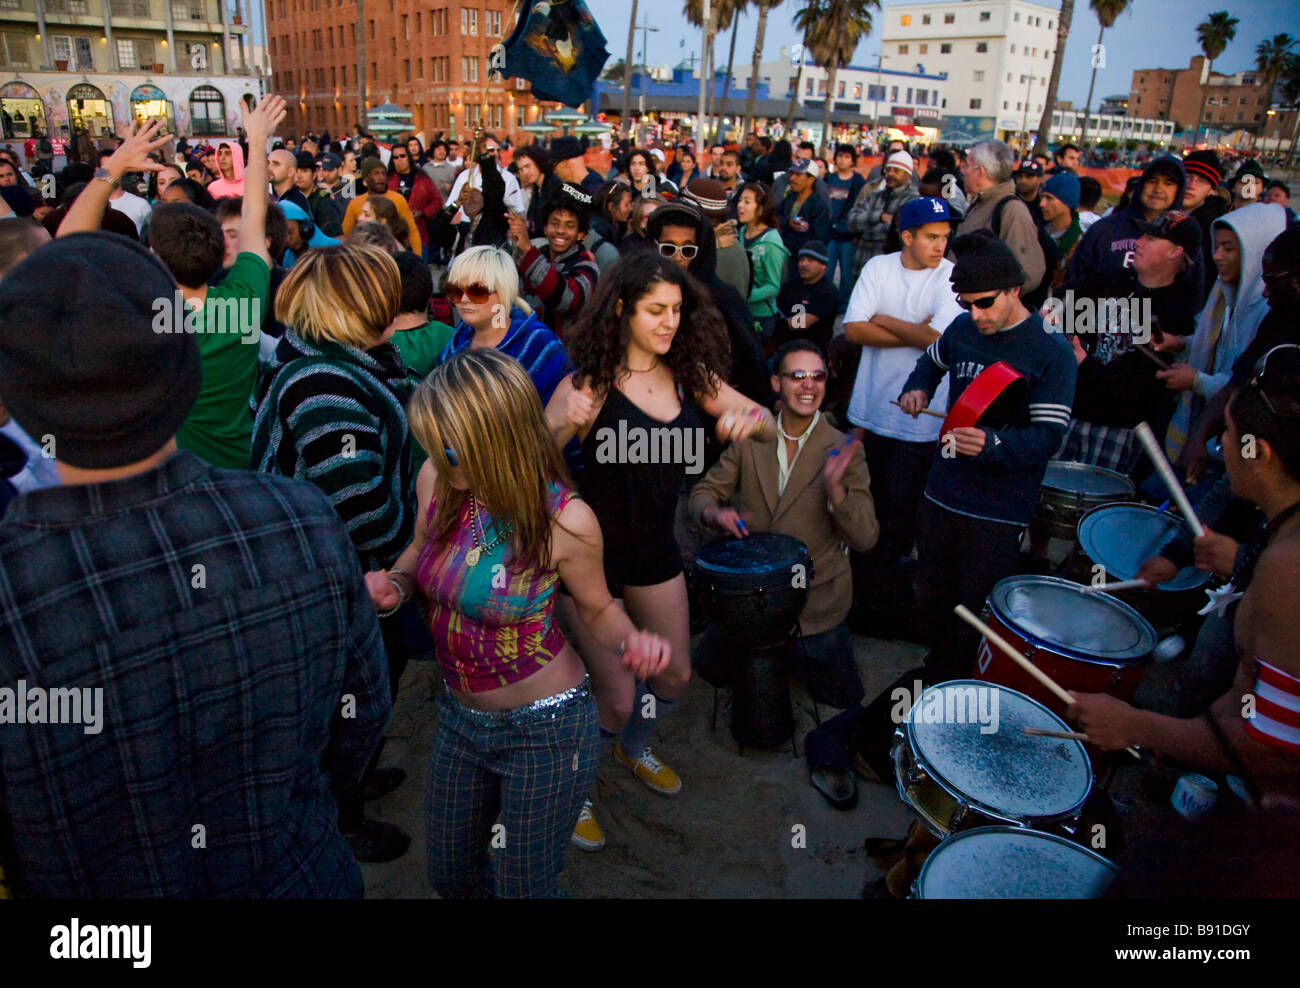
[499,0,610,108]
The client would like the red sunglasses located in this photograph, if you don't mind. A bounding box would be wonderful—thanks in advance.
[445,282,493,304]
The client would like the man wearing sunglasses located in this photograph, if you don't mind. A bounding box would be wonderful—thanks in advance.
[897,231,1075,684]
[691,339,879,715]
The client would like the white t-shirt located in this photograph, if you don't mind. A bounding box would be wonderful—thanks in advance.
[446,163,525,223]
[1079,209,1101,232]
[110,190,151,234]
[844,252,963,442]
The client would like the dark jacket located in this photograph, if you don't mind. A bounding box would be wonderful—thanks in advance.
[775,186,832,256]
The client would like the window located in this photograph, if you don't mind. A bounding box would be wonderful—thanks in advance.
[1007,72,1013,82]
[944,13,954,24]
[1236,112,1243,122]
[415,11,421,31]
[1014,11,1019,21]
[1238,97,1247,106]
[190,86,226,136]
[922,14,930,24]
[898,45,909,55]
[1048,20,1053,28]
[838,80,845,97]
[52,35,74,65]
[368,19,375,38]
[853,82,863,98]
[976,42,988,53]
[110,0,150,15]
[940,43,951,54]
[980,10,990,21]
[973,70,984,82]
[171,0,204,19]
[116,38,155,69]
[391,37,396,54]
[0,32,28,67]
[805,77,813,95]
[890,86,898,101]
[970,98,981,109]
[403,14,409,39]
[906,87,912,103]
[488,9,501,35]
[468,8,478,34]
[900,14,911,25]
[1010,44,1016,53]
[1016,102,1021,111]
[917,90,927,105]
[818,79,827,95]
[1003,100,1009,109]
[868,84,884,101]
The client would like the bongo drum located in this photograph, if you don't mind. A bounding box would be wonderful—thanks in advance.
[1068,502,1213,629]
[913,826,1120,899]
[975,575,1156,718]
[892,681,1093,837]
[1034,460,1135,543]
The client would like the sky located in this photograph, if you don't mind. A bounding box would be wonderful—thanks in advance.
[581,0,1295,110]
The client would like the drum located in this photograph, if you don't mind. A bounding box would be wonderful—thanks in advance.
[691,534,812,650]
[976,575,1156,718]
[913,826,1120,899]
[892,681,1092,837]
[942,361,1027,433]
[1034,460,1135,542]
[1068,502,1213,629]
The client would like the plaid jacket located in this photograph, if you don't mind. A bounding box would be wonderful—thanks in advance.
[0,452,391,897]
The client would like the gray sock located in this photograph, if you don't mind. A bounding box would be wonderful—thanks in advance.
[619,681,679,760]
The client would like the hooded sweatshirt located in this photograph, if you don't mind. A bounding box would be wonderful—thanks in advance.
[1164,202,1287,460]
[646,203,771,407]
[206,140,246,199]
[278,200,341,268]
[1065,156,1198,295]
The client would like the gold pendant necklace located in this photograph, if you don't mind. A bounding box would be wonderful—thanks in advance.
[466,495,509,567]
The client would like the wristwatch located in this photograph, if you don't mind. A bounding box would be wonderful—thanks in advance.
[93,167,120,189]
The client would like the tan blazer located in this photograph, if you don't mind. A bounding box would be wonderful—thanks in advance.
[689,415,879,635]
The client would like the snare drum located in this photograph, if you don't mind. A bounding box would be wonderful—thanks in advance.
[975,575,1156,718]
[892,681,1092,837]
[1034,461,1135,542]
[1068,502,1213,629]
[913,826,1120,899]
[691,533,812,650]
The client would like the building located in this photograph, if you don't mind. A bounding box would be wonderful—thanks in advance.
[1130,57,1274,135]
[266,0,552,141]
[735,50,948,144]
[0,0,261,147]
[879,0,1063,143]
[1049,107,1174,148]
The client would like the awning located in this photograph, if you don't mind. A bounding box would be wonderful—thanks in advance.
[891,124,925,137]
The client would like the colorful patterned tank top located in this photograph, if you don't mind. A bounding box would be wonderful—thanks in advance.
[416,482,575,693]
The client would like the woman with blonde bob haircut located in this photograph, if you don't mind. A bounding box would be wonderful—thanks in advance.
[251,243,417,864]
[368,348,670,897]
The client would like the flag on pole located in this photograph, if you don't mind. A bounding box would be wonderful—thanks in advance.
[498,0,611,108]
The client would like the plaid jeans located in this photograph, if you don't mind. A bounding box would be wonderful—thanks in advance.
[427,679,600,898]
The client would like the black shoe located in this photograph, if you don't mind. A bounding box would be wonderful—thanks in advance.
[358,766,406,802]
[345,819,410,863]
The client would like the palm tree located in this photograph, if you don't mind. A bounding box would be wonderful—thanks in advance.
[687,1,744,145]
[1078,0,1131,149]
[713,6,745,143]
[785,24,809,133]
[1253,34,1296,151]
[1031,0,1073,154]
[797,0,880,155]
[742,0,778,139]
[621,0,638,139]
[1278,52,1300,167]
[1193,11,1239,146]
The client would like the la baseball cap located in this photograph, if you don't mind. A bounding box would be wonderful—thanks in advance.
[899,196,952,232]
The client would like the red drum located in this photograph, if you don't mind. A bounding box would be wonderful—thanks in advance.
[974,575,1156,718]
[942,361,1026,434]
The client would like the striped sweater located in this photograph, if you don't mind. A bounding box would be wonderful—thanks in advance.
[902,310,1076,526]
[518,239,599,341]
[251,330,415,570]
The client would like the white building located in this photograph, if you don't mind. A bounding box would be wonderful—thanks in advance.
[1050,108,1175,147]
[881,0,1063,144]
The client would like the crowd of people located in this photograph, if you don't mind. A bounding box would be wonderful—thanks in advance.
[0,92,1297,899]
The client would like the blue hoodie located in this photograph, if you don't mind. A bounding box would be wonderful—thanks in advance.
[279,200,341,268]
[1064,156,1202,299]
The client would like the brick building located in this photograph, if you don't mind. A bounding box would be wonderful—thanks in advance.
[1129,56,1273,134]
[266,0,551,141]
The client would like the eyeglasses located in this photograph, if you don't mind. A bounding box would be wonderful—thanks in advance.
[657,242,699,260]
[391,152,408,159]
[1249,344,1300,420]
[445,282,493,304]
[956,291,1003,311]
[780,370,828,382]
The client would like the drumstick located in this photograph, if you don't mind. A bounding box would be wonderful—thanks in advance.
[1080,579,1149,594]
[1135,344,1171,371]
[1134,421,1207,538]
[890,399,946,419]
[1023,727,1090,741]
[952,604,1141,758]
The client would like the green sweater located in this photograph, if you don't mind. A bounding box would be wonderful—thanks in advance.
[743,226,790,322]
[392,319,456,381]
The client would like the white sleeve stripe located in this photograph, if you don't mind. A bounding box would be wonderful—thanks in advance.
[1029,403,1073,412]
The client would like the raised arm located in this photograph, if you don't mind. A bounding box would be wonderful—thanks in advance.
[696,375,776,444]
[238,95,286,266]
[57,120,170,237]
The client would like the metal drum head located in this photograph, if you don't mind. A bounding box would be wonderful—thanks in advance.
[693,532,807,576]
[1078,503,1212,592]
[989,575,1156,662]
[1042,460,1135,497]
[907,681,1091,821]
[916,826,1120,899]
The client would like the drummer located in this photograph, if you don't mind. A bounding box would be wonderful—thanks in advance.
[897,232,1076,683]
[689,339,880,708]
[1070,346,1300,798]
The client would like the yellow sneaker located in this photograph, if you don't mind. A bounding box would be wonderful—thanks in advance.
[571,800,605,851]
[613,743,682,795]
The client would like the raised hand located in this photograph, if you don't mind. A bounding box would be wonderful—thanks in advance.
[103,119,172,180]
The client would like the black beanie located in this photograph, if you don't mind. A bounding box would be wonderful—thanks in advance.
[949,229,1026,294]
[0,232,202,469]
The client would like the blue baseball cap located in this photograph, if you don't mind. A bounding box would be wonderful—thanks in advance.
[899,196,951,232]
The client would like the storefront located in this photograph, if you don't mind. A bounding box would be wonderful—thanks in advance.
[130,83,174,132]
[67,83,115,139]
[0,82,48,140]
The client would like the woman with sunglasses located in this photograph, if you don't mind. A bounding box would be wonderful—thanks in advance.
[387,143,443,261]
[735,181,791,340]
[250,244,416,864]
[367,348,670,897]
[545,252,775,848]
